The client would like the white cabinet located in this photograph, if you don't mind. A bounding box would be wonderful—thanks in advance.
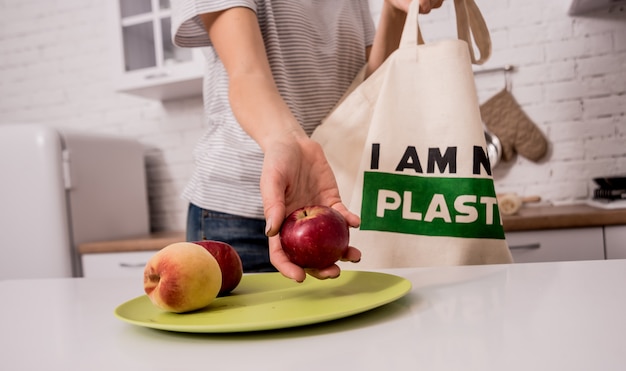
[605,225,626,259]
[112,0,204,100]
[82,251,155,278]
[506,227,605,263]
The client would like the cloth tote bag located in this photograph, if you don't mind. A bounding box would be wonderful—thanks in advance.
[312,0,513,268]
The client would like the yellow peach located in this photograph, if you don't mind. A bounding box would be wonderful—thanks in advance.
[143,242,222,313]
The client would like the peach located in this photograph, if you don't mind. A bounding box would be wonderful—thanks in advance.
[143,242,222,313]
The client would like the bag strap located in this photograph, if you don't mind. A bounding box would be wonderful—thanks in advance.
[454,0,491,64]
[399,0,491,65]
[399,1,424,47]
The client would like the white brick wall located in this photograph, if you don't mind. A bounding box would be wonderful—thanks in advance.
[0,0,625,233]
[373,0,626,203]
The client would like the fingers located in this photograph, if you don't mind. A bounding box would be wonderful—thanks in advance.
[330,202,361,228]
[269,234,362,283]
[268,235,307,282]
[263,204,285,237]
[340,246,362,263]
[305,265,341,280]
[419,0,444,14]
[304,247,362,279]
[260,166,287,237]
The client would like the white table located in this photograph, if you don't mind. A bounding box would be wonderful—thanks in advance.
[2,259,626,371]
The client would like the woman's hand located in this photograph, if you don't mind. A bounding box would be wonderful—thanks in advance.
[386,0,444,14]
[419,0,445,14]
[261,134,361,282]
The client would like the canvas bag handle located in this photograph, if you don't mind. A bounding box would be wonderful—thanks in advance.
[400,0,491,65]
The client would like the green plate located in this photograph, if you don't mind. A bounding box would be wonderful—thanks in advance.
[114,270,411,333]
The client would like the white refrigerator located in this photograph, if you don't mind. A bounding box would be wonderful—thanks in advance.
[0,124,150,279]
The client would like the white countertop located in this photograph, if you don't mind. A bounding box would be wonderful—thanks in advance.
[2,260,626,371]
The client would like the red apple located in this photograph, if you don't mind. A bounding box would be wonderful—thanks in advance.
[279,206,350,269]
[192,240,243,295]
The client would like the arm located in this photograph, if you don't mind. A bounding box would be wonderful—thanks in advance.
[200,8,302,151]
[200,8,361,282]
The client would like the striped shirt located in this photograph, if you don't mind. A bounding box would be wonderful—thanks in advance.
[172,0,376,219]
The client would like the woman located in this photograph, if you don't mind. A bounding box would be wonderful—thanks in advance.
[171,0,443,282]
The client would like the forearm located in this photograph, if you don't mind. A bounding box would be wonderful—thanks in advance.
[228,72,307,152]
[366,2,407,77]
[201,8,306,153]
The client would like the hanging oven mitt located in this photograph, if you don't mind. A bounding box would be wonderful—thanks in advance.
[480,89,548,162]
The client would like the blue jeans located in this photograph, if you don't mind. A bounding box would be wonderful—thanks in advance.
[186,203,276,273]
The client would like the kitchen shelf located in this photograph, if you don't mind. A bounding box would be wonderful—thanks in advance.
[78,230,185,254]
[77,205,626,275]
[502,204,626,231]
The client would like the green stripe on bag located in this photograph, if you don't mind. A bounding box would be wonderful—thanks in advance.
[360,172,505,239]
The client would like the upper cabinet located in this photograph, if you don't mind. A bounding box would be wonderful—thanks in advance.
[568,0,626,15]
[112,0,204,100]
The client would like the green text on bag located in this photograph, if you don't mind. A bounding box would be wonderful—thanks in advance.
[360,172,505,239]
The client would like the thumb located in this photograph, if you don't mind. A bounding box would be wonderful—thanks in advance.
[260,174,286,237]
[264,203,285,237]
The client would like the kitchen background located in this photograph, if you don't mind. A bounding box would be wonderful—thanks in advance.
[0,0,625,234]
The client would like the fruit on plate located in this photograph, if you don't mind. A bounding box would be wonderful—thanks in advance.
[143,242,222,313]
[279,205,350,269]
[192,240,243,295]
